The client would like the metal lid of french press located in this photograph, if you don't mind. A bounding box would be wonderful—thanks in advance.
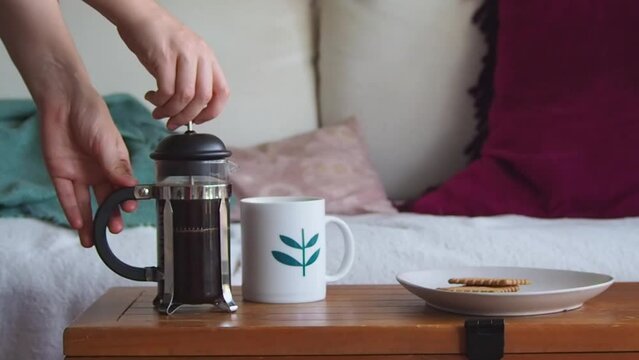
[150,124,231,161]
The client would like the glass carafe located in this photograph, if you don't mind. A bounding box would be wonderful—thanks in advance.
[92,130,237,314]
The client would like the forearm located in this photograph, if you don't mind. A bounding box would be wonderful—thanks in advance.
[0,0,91,108]
[83,0,170,30]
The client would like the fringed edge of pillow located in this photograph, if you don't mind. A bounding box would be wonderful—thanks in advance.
[464,0,499,161]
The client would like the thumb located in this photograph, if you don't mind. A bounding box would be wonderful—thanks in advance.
[97,138,138,187]
[109,158,138,187]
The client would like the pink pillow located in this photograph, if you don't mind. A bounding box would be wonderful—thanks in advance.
[229,118,396,219]
[410,0,639,218]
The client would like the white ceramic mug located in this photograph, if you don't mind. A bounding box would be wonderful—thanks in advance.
[240,196,355,303]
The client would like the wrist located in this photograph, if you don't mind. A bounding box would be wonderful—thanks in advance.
[34,74,98,122]
[30,58,92,110]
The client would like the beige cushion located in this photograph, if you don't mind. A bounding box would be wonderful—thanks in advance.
[319,0,485,199]
[0,0,318,147]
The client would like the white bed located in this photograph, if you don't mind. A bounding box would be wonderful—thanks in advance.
[2,215,639,359]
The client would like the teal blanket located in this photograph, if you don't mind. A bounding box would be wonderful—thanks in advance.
[0,94,168,227]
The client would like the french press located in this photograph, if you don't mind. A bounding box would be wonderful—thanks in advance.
[93,124,237,314]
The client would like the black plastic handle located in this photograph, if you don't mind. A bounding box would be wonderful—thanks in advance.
[93,186,157,282]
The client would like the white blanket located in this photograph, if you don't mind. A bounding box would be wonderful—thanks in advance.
[2,214,639,359]
[323,214,639,284]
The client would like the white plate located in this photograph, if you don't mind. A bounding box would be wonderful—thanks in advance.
[396,266,613,316]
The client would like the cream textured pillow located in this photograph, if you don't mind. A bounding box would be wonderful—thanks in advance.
[229,119,397,217]
[319,0,483,199]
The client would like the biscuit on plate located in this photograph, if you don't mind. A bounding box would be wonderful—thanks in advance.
[438,285,521,293]
[448,277,531,286]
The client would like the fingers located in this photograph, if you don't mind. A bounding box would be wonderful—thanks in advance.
[145,57,176,109]
[166,58,212,129]
[53,178,82,230]
[193,58,230,123]
[122,200,138,213]
[74,183,93,248]
[94,183,124,234]
[151,55,197,127]
[145,50,230,127]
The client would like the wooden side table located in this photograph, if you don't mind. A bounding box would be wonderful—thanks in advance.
[64,283,639,359]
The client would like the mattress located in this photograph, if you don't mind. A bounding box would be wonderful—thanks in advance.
[2,214,638,359]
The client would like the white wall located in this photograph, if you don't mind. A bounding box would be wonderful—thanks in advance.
[0,0,318,147]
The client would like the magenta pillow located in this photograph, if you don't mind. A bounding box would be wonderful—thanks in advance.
[229,119,396,219]
[410,0,639,218]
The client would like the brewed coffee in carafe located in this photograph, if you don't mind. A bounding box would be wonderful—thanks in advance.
[161,198,221,303]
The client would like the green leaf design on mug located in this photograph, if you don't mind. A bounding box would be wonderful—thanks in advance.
[305,234,319,248]
[271,251,303,267]
[305,249,320,267]
[272,228,320,276]
[279,235,303,249]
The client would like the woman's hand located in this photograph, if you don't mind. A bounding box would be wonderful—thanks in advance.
[40,86,138,247]
[85,0,230,130]
[0,0,138,247]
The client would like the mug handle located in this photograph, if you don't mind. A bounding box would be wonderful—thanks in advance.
[325,216,355,282]
[93,185,158,282]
